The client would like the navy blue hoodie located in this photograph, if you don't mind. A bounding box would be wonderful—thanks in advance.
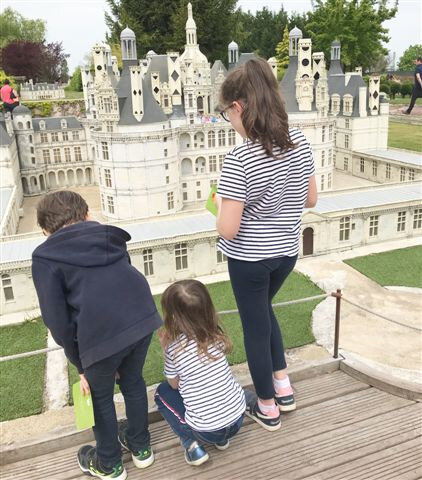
[32,221,162,373]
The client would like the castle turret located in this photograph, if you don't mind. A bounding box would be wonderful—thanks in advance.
[228,40,239,68]
[121,26,137,62]
[295,38,314,111]
[186,2,197,46]
[329,39,344,75]
[289,26,302,57]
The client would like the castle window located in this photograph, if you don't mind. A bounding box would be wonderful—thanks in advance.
[2,274,14,301]
[41,132,48,143]
[386,163,391,179]
[72,131,80,141]
[320,174,325,191]
[102,142,109,160]
[331,94,340,114]
[345,119,350,129]
[62,131,69,141]
[413,209,422,229]
[183,191,188,201]
[195,157,206,173]
[369,215,379,237]
[74,146,82,161]
[143,249,154,276]
[208,131,215,148]
[344,134,350,149]
[322,126,326,142]
[196,190,201,199]
[218,130,226,147]
[103,97,112,113]
[104,168,112,187]
[164,148,168,157]
[61,119,67,129]
[321,151,325,167]
[400,167,406,182]
[64,147,71,162]
[51,132,59,142]
[372,161,378,177]
[397,211,406,232]
[166,176,169,184]
[409,169,415,181]
[327,173,332,188]
[167,191,174,209]
[17,122,23,129]
[339,216,351,241]
[209,155,217,172]
[329,125,333,140]
[228,129,236,146]
[107,196,115,214]
[219,154,225,170]
[175,243,188,270]
[210,179,217,187]
[42,149,50,164]
[217,250,227,264]
[360,158,365,173]
[53,148,61,163]
[39,120,46,130]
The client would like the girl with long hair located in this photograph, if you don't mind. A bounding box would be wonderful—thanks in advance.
[215,57,317,431]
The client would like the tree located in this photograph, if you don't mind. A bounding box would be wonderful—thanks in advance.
[398,45,422,71]
[306,0,398,71]
[390,81,400,99]
[0,7,46,49]
[276,25,290,72]
[0,70,17,89]
[400,82,413,97]
[2,41,69,83]
[68,67,82,91]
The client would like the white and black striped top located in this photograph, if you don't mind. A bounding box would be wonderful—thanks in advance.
[164,335,246,431]
[217,128,315,261]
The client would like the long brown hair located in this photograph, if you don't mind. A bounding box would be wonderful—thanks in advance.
[220,57,294,157]
[161,280,232,360]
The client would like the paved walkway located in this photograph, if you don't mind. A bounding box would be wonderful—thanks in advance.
[295,237,422,383]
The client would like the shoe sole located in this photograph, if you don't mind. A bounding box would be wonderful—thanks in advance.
[214,441,230,451]
[278,402,296,412]
[184,451,210,466]
[245,411,281,432]
[118,435,154,469]
[77,457,128,480]
[132,451,155,469]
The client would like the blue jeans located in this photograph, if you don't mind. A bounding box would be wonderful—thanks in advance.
[228,254,298,400]
[84,334,152,467]
[154,381,244,449]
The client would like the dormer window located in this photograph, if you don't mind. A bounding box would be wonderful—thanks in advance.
[343,94,353,116]
[39,120,46,130]
[331,94,340,115]
[61,119,67,129]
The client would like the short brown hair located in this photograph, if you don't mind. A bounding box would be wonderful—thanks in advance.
[220,57,294,157]
[161,280,232,360]
[37,191,89,234]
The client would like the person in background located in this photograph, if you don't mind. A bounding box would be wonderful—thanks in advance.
[403,56,422,115]
[1,79,19,115]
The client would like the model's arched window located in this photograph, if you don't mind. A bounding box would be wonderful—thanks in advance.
[17,122,23,129]
[208,131,215,148]
[39,120,46,130]
[61,119,67,129]
[218,130,226,147]
[2,274,14,301]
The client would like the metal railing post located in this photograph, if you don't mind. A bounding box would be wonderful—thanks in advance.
[332,289,342,358]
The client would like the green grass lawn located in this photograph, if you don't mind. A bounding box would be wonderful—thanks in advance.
[344,246,422,288]
[388,97,422,106]
[2,272,323,420]
[64,90,84,100]
[388,121,422,152]
[0,319,48,421]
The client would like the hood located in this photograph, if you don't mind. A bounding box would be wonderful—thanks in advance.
[32,221,131,267]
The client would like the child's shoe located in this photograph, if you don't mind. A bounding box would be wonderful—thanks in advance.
[215,439,230,450]
[77,445,127,480]
[275,385,296,412]
[118,426,154,469]
[184,441,209,466]
[244,389,281,432]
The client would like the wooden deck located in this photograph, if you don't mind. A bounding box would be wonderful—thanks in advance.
[2,370,421,480]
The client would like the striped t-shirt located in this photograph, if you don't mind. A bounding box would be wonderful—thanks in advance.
[217,128,315,261]
[164,334,246,431]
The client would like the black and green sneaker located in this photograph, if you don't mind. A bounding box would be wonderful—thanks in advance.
[77,445,127,480]
[118,426,155,469]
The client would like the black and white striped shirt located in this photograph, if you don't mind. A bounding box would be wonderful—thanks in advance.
[217,128,315,261]
[164,335,246,431]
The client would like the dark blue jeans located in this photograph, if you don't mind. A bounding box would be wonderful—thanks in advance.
[154,381,244,449]
[84,334,152,468]
[228,255,298,400]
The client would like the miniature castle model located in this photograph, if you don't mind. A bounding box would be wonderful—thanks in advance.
[0,4,421,319]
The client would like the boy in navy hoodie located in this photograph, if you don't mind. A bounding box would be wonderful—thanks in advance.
[32,191,162,480]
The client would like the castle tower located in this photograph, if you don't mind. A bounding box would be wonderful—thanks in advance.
[130,66,144,121]
[289,26,303,56]
[186,2,197,46]
[92,43,107,82]
[228,40,239,68]
[369,75,380,115]
[313,52,329,116]
[12,106,46,195]
[121,26,137,61]
[295,38,314,111]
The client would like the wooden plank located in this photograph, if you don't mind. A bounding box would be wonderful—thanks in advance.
[302,437,422,480]
[75,390,415,480]
[0,372,381,480]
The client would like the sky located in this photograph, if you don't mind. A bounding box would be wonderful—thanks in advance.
[2,0,421,72]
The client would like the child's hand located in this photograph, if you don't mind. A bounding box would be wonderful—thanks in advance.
[79,373,91,396]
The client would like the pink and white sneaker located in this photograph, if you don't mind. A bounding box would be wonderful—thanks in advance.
[275,385,296,412]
